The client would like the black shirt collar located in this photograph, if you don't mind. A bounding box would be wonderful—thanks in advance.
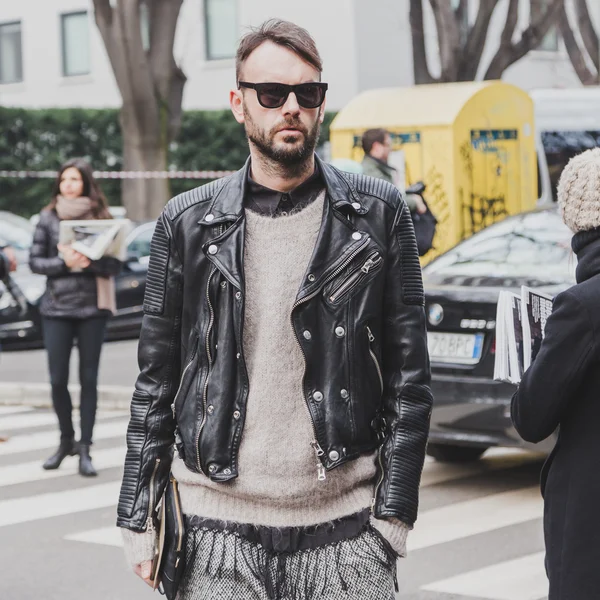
[245,162,323,216]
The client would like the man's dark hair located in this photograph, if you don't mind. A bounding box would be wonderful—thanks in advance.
[236,19,323,84]
[362,128,389,155]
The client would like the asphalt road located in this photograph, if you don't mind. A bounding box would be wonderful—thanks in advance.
[0,401,548,600]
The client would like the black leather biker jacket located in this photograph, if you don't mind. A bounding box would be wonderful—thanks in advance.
[117,156,433,533]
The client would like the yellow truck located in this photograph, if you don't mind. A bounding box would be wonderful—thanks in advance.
[329,81,537,261]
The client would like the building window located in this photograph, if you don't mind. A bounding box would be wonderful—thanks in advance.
[0,21,23,84]
[61,11,91,76]
[204,0,237,60]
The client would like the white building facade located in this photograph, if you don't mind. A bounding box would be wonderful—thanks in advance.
[0,0,597,112]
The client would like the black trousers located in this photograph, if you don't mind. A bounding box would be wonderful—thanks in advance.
[42,316,107,445]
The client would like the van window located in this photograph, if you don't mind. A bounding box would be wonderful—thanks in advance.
[541,131,600,201]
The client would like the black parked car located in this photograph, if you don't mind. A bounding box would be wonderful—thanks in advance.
[0,220,155,350]
[423,207,574,461]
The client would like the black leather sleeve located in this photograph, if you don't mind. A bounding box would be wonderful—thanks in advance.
[28,213,69,277]
[117,212,182,532]
[374,197,433,526]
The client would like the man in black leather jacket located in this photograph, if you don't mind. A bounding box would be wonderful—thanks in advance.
[118,19,432,600]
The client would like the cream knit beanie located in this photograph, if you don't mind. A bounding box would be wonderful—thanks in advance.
[557,147,600,233]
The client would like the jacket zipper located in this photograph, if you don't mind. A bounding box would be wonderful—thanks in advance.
[196,267,217,475]
[291,236,370,481]
[328,252,382,304]
[171,335,199,419]
[172,478,184,567]
[372,445,385,512]
[145,457,161,532]
[367,325,384,393]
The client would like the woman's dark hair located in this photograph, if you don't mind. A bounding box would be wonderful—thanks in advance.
[47,158,112,219]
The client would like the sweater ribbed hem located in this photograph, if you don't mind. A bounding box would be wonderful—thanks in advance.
[171,453,377,528]
[121,527,156,567]
[370,516,410,558]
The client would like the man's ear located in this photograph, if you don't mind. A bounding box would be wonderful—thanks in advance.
[230,89,245,124]
[318,98,327,124]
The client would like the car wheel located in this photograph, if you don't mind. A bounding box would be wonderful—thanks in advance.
[426,444,488,463]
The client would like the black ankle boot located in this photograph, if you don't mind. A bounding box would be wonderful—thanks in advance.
[79,444,97,477]
[42,439,78,470]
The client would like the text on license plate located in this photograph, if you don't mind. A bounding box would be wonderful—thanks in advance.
[427,332,484,365]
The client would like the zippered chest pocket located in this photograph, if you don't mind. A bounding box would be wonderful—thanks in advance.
[324,250,383,306]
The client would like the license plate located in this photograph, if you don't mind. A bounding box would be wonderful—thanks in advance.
[427,332,484,365]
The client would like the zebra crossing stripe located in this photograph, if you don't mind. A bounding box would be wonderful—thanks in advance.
[0,419,128,455]
[65,526,123,547]
[409,486,542,551]
[422,551,547,600]
[0,406,33,416]
[420,449,541,488]
[0,446,126,487]
[0,481,121,527]
[0,410,129,433]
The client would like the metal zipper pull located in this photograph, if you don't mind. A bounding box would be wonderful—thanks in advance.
[367,326,375,342]
[311,441,326,481]
[361,258,375,273]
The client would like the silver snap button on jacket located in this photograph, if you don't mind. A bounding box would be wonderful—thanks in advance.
[329,450,340,462]
[313,391,323,402]
[233,410,241,420]
[352,202,361,210]
[303,330,312,340]
[335,326,345,337]
[205,213,215,222]
[207,405,214,415]
[352,232,362,240]
[208,244,218,255]
[208,464,216,473]
[340,389,349,399]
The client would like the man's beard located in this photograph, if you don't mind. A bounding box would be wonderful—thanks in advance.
[244,109,321,173]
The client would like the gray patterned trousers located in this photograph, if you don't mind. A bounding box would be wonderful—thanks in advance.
[176,510,398,600]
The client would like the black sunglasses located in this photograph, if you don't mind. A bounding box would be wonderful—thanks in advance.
[238,81,328,109]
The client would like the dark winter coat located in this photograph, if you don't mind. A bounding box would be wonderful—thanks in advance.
[511,230,600,600]
[29,209,122,319]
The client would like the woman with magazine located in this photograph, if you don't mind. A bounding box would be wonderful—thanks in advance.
[511,147,600,600]
[29,158,122,477]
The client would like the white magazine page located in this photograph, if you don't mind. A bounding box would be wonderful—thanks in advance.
[59,219,131,262]
[494,291,513,383]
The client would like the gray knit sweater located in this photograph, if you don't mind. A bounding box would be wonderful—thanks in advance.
[122,191,409,565]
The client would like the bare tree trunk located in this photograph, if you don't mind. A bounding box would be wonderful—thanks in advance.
[429,0,462,81]
[92,0,186,219]
[410,0,436,83]
[458,0,501,80]
[484,0,562,80]
[558,2,598,85]
[575,0,600,72]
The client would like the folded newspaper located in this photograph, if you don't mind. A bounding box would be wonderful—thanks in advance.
[493,286,553,384]
[59,219,130,262]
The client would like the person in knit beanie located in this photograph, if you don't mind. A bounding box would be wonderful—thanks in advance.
[116,18,432,600]
[512,147,600,599]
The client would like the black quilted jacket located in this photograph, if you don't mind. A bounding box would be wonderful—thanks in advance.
[29,209,122,318]
[117,156,433,533]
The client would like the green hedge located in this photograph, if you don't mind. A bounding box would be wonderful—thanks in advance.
[0,108,337,218]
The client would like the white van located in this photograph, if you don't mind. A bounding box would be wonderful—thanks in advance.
[531,87,600,205]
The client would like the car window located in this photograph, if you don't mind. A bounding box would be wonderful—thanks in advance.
[0,212,33,250]
[126,223,155,260]
[541,131,600,202]
[423,210,575,285]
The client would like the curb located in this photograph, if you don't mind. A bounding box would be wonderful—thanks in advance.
[0,382,132,411]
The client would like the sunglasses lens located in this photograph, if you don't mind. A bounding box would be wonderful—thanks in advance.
[257,84,288,108]
[296,84,325,108]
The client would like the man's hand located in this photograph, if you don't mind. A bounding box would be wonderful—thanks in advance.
[58,244,91,270]
[133,559,155,587]
[414,196,427,215]
[3,246,17,272]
